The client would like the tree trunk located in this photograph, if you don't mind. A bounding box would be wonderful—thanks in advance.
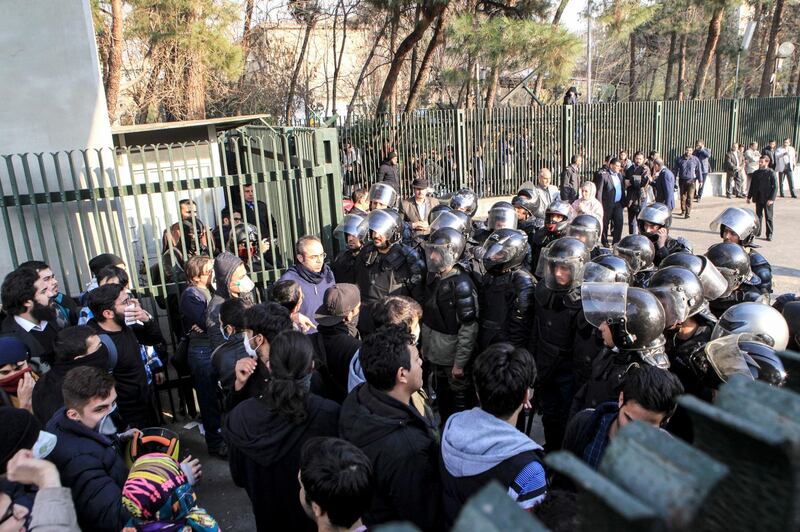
[184,49,206,119]
[485,64,500,109]
[532,0,571,97]
[664,31,676,100]
[677,34,687,100]
[406,7,449,113]
[347,16,390,125]
[375,3,445,116]
[104,0,123,122]
[332,0,349,117]
[691,6,725,100]
[409,3,422,86]
[714,51,722,98]
[759,0,785,97]
[745,1,768,97]
[792,56,800,95]
[629,33,636,100]
[389,6,400,116]
[646,63,658,100]
[463,54,476,109]
[286,18,316,123]
[241,0,255,65]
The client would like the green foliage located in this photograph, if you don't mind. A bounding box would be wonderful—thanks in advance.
[597,0,658,42]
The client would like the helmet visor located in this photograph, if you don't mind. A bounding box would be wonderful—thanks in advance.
[335,215,369,241]
[705,334,756,383]
[483,240,510,271]
[430,212,467,234]
[488,208,518,231]
[650,288,691,328]
[566,225,599,250]
[614,245,645,273]
[424,242,457,274]
[583,262,619,283]
[367,212,398,241]
[697,257,728,300]
[710,208,755,242]
[581,282,628,327]
[369,183,398,208]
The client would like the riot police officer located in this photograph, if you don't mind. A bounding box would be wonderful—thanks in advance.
[512,188,545,240]
[710,207,773,297]
[567,214,609,259]
[528,237,598,451]
[472,201,518,249]
[449,188,479,217]
[369,182,414,244]
[614,234,656,287]
[477,228,535,349]
[711,302,790,351]
[354,209,426,333]
[332,213,368,284]
[638,203,689,266]
[419,227,479,426]
[705,242,760,317]
[583,254,631,283]
[530,200,572,270]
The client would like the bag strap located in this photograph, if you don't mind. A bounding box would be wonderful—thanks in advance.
[98,333,118,372]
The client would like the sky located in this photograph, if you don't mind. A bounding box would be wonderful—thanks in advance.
[561,0,589,34]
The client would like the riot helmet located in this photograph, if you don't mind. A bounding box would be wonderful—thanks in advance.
[449,188,478,217]
[582,283,668,367]
[567,214,602,250]
[512,190,544,220]
[429,204,452,224]
[614,234,656,273]
[712,302,789,351]
[425,227,466,274]
[230,223,259,261]
[584,254,631,283]
[703,334,757,386]
[334,214,369,251]
[430,210,469,237]
[544,201,572,235]
[781,301,800,349]
[705,243,752,297]
[704,333,786,387]
[450,211,473,237]
[739,338,787,386]
[487,201,518,231]
[482,228,529,273]
[638,203,673,243]
[647,266,705,328]
[366,208,401,249]
[541,237,589,291]
[660,252,728,301]
[710,207,758,246]
[369,182,398,209]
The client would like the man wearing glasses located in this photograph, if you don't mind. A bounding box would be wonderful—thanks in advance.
[278,235,336,329]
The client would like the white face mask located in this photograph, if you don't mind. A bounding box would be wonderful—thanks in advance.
[411,323,421,345]
[220,323,230,341]
[236,276,255,294]
[32,430,57,459]
[96,403,118,435]
[244,333,260,358]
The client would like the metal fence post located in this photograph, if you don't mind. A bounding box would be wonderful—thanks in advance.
[653,101,663,155]
[562,104,573,170]
[729,99,739,149]
[454,108,467,189]
[794,97,800,148]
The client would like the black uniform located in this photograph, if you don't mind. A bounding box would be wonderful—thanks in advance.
[479,268,535,350]
[529,228,560,278]
[708,279,765,317]
[331,249,359,284]
[748,250,773,296]
[653,237,690,267]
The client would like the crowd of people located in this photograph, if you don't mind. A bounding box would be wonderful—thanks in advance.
[0,134,798,532]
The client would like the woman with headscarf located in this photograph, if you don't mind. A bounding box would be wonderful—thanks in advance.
[570,181,604,224]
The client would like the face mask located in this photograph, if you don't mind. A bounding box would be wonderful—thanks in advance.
[410,323,421,345]
[220,324,231,341]
[0,366,32,393]
[32,430,57,459]
[244,333,260,358]
[96,403,118,435]
[236,276,255,294]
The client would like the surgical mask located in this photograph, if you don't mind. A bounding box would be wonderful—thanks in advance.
[220,323,231,341]
[236,276,255,294]
[32,430,57,459]
[96,403,118,435]
[411,323,421,344]
[244,333,260,358]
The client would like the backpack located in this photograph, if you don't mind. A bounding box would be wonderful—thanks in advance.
[97,333,118,372]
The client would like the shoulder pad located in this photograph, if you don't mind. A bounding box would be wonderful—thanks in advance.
[511,269,535,290]
[749,251,770,267]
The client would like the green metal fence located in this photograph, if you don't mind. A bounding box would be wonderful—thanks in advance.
[336,97,800,196]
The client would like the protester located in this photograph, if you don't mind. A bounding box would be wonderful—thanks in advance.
[775,137,797,198]
[401,178,438,236]
[349,188,370,217]
[210,298,249,394]
[18,260,79,327]
[378,151,400,192]
[560,155,582,203]
[747,154,778,241]
[570,181,603,224]
[272,279,316,333]
[279,236,336,328]
[224,330,340,532]
[0,335,35,411]
[675,146,701,218]
[205,252,255,349]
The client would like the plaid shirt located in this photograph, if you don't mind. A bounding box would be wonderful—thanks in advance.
[582,411,617,468]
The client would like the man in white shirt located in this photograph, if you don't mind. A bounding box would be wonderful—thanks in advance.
[400,178,438,236]
[775,137,797,198]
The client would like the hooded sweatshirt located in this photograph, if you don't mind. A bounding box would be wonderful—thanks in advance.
[440,407,546,525]
[278,263,336,328]
[205,253,249,349]
[223,393,339,532]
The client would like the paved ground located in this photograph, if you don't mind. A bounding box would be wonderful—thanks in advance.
[170,192,799,530]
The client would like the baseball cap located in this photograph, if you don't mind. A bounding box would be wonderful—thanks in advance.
[315,284,360,326]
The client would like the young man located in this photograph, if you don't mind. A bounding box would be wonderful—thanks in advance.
[747,155,778,241]
[210,298,249,394]
[339,325,441,531]
[624,151,651,235]
[774,137,797,198]
[562,364,684,469]
[299,437,373,532]
[86,284,163,428]
[650,158,675,212]
[18,260,79,327]
[440,343,546,526]
[45,366,129,532]
[694,139,712,200]
[559,154,582,203]
[594,158,625,246]
[1,267,61,372]
[348,188,370,217]
[279,236,337,329]
[674,146,701,218]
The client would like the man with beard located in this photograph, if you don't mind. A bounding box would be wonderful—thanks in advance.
[86,284,163,428]
[332,213,367,284]
[1,267,62,372]
[19,260,79,327]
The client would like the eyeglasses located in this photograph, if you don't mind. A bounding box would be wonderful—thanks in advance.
[305,253,327,261]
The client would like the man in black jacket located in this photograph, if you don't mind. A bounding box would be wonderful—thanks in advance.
[378,151,401,192]
[559,154,582,203]
[211,298,249,396]
[747,154,778,241]
[86,284,163,428]
[624,151,651,235]
[1,267,62,373]
[339,325,441,531]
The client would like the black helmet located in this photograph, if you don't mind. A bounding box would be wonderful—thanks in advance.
[450,211,472,237]
[584,254,631,283]
[230,223,259,259]
[449,188,478,217]
[647,266,705,328]
[541,237,589,291]
[582,283,668,366]
[705,243,752,296]
[660,252,728,300]
[428,204,452,224]
[334,214,368,241]
[614,235,656,273]
[481,228,529,273]
[781,301,800,348]
[704,333,785,387]
[369,182,398,209]
[425,227,466,274]
[366,209,401,245]
[638,203,672,243]
[739,339,787,386]
[710,207,758,246]
[544,201,572,235]
[429,210,468,237]
[512,190,544,220]
[487,201,518,231]
[567,214,602,250]
[712,302,789,351]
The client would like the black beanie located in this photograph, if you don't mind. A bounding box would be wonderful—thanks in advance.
[0,407,42,474]
[89,253,124,278]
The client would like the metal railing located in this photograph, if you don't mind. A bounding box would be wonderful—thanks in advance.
[334,97,800,197]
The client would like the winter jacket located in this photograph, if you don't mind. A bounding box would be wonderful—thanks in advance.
[180,285,212,349]
[45,408,130,532]
[775,145,796,173]
[653,167,676,211]
[310,321,361,403]
[278,263,336,328]
[378,162,400,192]
[559,164,581,203]
[561,402,619,468]
[205,253,248,349]
[695,147,711,174]
[332,249,359,284]
[224,394,340,532]
[28,487,81,532]
[0,315,61,373]
[674,155,702,182]
[211,331,249,394]
[440,408,547,526]
[748,168,778,204]
[339,383,442,531]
